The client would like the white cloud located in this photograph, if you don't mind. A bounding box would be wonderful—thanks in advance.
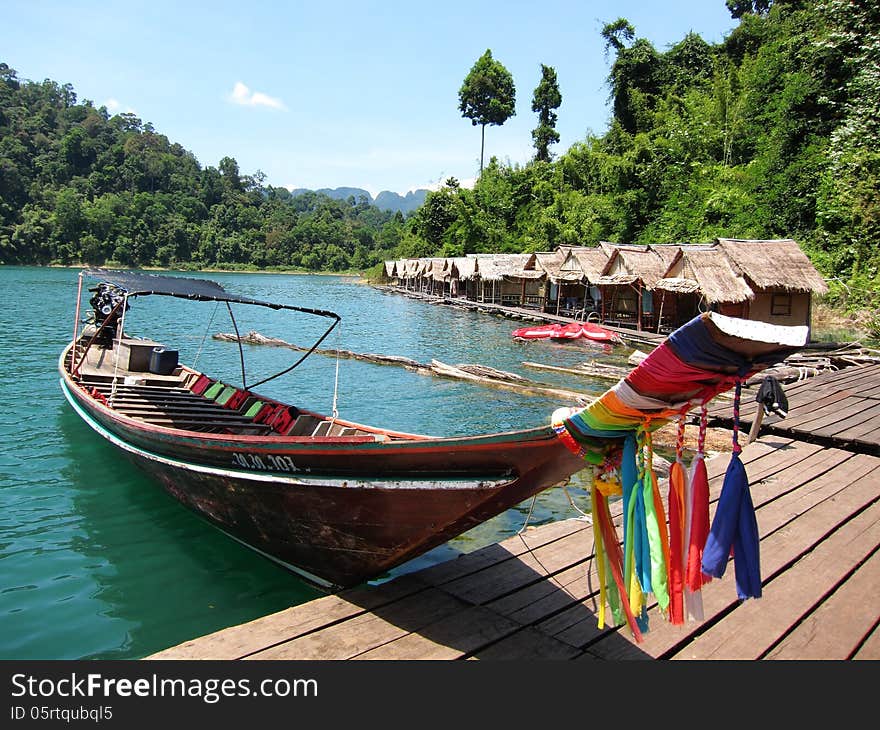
[227,81,286,110]
[103,98,136,114]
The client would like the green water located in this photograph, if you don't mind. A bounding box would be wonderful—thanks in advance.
[0,266,624,659]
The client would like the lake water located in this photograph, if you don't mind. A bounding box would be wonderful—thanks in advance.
[0,266,627,659]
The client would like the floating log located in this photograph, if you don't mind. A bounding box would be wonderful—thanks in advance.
[428,360,590,403]
[523,360,633,382]
[214,331,425,370]
[214,331,590,403]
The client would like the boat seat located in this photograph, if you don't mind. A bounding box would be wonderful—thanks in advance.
[285,415,321,436]
[213,386,237,406]
[241,399,266,419]
[223,389,252,410]
[311,421,332,437]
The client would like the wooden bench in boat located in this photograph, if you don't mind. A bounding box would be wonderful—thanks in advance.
[79,376,384,440]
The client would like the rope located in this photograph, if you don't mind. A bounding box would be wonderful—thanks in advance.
[697,401,708,455]
[517,494,538,535]
[330,322,342,421]
[675,409,688,461]
[562,485,592,522]
[192,301,220,369]
[732,380,743,454]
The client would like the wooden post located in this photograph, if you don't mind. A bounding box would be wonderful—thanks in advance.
[747,408,765,444]
[637,283,643,331]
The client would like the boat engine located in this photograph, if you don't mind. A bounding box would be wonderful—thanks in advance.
[88,283,129,347]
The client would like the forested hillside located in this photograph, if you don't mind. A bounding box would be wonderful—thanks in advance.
[0,68,403,271]
[1,0,877,309]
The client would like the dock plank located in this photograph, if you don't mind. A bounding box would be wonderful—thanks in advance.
[670,500,880,660]
[245,587,470,660]
[764,551,880,660]
[560,450,880,658]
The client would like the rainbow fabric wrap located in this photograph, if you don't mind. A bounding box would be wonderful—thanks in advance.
[552,313,803,640]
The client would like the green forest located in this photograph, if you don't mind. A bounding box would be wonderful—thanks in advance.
[1,0,877,311]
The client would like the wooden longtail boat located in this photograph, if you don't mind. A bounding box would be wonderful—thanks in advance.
[59,269,808,591]
[59,269,587,589]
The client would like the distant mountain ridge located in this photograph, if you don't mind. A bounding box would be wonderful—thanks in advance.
[289,186,428,214]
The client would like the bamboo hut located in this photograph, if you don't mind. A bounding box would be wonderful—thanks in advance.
[715,239,828,331]
[571,247,612,316]
[533,250,567,311]
[654,245,754,332]
[397,258,418,290]
[594,244,677,330]
[448,256,479,299]
[383,260,398,284]
[536,248,580,314]
[471,253,544,306]
[425,258,450,296]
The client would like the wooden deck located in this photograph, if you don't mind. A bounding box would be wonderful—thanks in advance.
[147,430,880,660]
[708,363,880,455]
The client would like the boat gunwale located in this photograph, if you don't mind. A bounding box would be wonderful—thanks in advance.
[59,345,567,454]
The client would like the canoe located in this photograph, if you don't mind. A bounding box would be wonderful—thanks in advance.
[512,321,623,343]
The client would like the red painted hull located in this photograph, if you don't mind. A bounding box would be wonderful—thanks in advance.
[512,321,621,343]
[59,346,587,588]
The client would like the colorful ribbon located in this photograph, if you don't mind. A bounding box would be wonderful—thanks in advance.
[553,313,799,639]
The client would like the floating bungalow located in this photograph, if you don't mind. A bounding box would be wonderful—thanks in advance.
[594,244,673,331]
[538,245,612,318]
[467,253,544,307]
[715,238,829,331]
[654,245,754,332]
[381,238,828,334]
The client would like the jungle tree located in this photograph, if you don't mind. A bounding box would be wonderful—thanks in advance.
[458,49,516,175]
[531,64,562,162]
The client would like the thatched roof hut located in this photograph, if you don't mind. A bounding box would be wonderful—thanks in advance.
[384,260,397,278]
[595,244,671,288]
[473,253,542,282]
[716,239,828,294]
[655,245,754,304]
[449,256,479,281]
[426,257,449,282]
[534,250,568,280]
[572,246,612,283]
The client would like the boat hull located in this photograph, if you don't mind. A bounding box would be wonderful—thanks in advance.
[60,369,587,589]
[512,321,621,343]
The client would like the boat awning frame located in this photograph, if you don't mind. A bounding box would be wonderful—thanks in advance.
[80,268,340,390]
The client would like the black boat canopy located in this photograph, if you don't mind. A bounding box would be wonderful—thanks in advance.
[82,268,339,321]
[81,268,340,389]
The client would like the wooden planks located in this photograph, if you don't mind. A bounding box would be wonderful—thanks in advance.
[146,427,880,661]
[709,363,880,453]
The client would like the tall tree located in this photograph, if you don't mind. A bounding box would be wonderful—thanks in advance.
[458,49,516,175]
[531,64,562,162]
[601,18,635,55]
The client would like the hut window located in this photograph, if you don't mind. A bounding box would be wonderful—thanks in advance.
[771,293,792,317]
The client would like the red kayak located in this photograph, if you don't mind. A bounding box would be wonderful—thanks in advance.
[512,321,623,344]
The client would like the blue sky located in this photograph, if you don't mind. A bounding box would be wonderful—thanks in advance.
[4,1,736,196]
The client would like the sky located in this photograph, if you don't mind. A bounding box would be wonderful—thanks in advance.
[3,1,737,197]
